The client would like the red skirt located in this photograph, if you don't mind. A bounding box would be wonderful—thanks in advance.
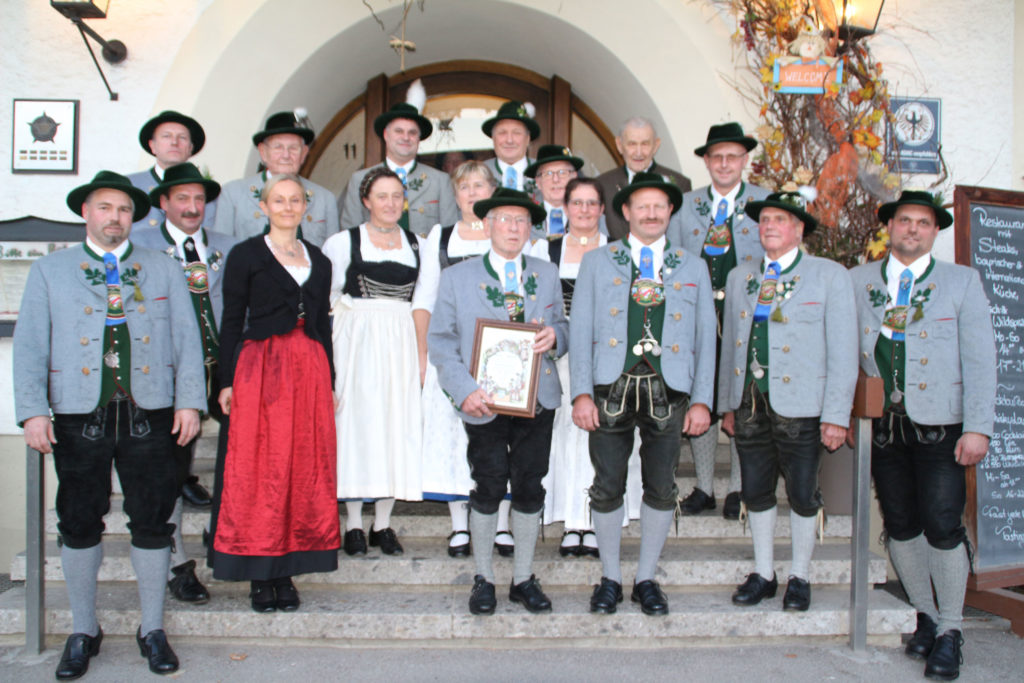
[213,322,340,561]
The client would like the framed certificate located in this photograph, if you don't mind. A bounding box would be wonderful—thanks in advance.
[471,318,542,418]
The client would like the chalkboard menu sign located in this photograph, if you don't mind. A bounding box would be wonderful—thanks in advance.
[954,186,1024,580]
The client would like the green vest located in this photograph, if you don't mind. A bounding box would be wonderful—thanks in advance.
[483,252,529,323]
[874,255,936,409]
[623,242,667,376]
[700,184,744,316]
[161,225,220,366]
[743,251,802,394]
[84,243,133,406]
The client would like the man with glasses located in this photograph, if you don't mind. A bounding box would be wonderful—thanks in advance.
[524,144,584,243]
[668,122,771,521]
[428,188,567,616]
[596,117,691,240]
[214,111,339,246]
[850,191,995,681]
[570,172,716,616]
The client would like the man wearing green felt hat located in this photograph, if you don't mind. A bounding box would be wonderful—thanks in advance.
[14,171,206,678]
[524,144,583,243]
[341,79,457,238]
[482,100,542,203]
[850,190,995,681]
[214,110,340,246]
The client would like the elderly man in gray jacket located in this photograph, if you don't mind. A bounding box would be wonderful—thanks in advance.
[850,191,995,681]
[571,172,716,617]
[14,171,205,678]
[719,191,857,613]
[428,188,567,616]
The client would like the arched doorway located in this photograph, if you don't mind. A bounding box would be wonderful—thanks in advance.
[303,60,623,198]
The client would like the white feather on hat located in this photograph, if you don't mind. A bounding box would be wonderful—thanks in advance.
[524,102,536,119]
[406,79,426,114]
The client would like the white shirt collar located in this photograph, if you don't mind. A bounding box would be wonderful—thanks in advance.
[165,220,207,263]
[628,234,666,283]
[763,246,800,273]
[886,252,931,298]
[86,237,129,261]
[625,161,656,184]
[152,165,166,180]
[487,250,524,295]
[385,157,416,174]
[710,182,742,219]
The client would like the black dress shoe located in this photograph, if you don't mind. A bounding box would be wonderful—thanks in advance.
[343,528,367,556]
[631,579,669,615]
[447,531,471,558]
[906,612,938,660]
[369,527,404,555]
[273,576,300,611]
[578,531,600,558]
[590,577,623,614]
[732,572,778,606]
[136,627,179,675]
[495,531,515,557]
[559,530,582,557]
[469,575,496,615]
[680,487,716,515]
[924,629,963,681]
[181,477,212,507]
[56,629,102,680]
[782,576,811,611]
[722,491,742,520]
[168,559,210,604]
[509,575,552,613]
[249,580,276,613]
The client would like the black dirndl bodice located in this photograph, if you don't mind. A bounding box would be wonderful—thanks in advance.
[342,226,420,301]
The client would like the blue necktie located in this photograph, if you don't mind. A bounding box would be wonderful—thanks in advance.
[103,252,126,327]
[753,261,780,322]
[504,166,517,190]
[504,261,517,294]
[549,208,564,236]
[713,198,728,226]
[395,167,408,197]
[892,268,913,341]
[639,246,654,280]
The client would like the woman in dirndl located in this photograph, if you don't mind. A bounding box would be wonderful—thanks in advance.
[324,167,430,557]
[210,173,339,613]
[539,178,643,557]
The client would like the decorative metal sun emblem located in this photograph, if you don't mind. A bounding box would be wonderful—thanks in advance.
[29,112,60,143]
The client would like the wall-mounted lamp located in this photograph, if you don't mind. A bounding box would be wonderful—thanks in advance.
[831,0,885,44]
[51,1,127,100]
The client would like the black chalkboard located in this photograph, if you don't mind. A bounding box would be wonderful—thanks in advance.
[954,186,1024,579]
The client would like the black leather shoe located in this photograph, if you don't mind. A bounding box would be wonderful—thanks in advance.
[56,629,102,680]
[680,487,715,515]
[782,576,811,611]
[468,575,496,615]
[732,572,778,606]
[578,531,600,558]
[495,531,515,557]
[273,576,300,611]
[906,612,938,660]
[631,579,669,615]
[136,627,179,675]
[369,527,404,555]
[343,528,367,556]
[924,629,963,681]
[250,580,276,613]
[181,477,212,507]
[722,491,742,520]
[447,530,471,558]
[509,575,552,613]
[168,559,209,604]
[559,530,582,557]
[590,577,623,614]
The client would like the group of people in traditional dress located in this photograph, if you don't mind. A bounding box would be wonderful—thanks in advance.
[14,85,995,683]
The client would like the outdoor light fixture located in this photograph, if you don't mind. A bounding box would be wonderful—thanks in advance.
[51,0,127,100]
[831,0,885,43]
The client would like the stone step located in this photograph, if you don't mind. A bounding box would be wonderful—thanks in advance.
[44,504,853,541]
[0,583,913,644]
[11,538,885,586]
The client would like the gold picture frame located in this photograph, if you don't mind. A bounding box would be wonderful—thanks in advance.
[470,318,542,418]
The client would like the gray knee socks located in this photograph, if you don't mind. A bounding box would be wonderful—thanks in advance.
[470,509,498,582]
[929,543,968,634]
[689,428,717,495]
[727,438,742,494]
[635,503,673,583]
[888,534,938,620]
[131,545,170,636]
[168,497,187,577]
[511,509,541,585]
[789,510,817,580]
[749,506,777,579]
[592,506,625,583]
[61,544,102,636]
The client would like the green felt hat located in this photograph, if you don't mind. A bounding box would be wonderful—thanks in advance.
[745,191,819,234]
[252,111,314,146]
[481,100,541,141]
[472,187,547,225]
[611,171,683,219]
[66,170,150,222]
[147,162,221,205]
[877,190,953,229]
[138,110,205,155]
[373,103,433,140]
[524,144,584,179]
[693,122,758,157]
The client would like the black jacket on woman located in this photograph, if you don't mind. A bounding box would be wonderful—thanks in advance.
[218,235,334,389]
